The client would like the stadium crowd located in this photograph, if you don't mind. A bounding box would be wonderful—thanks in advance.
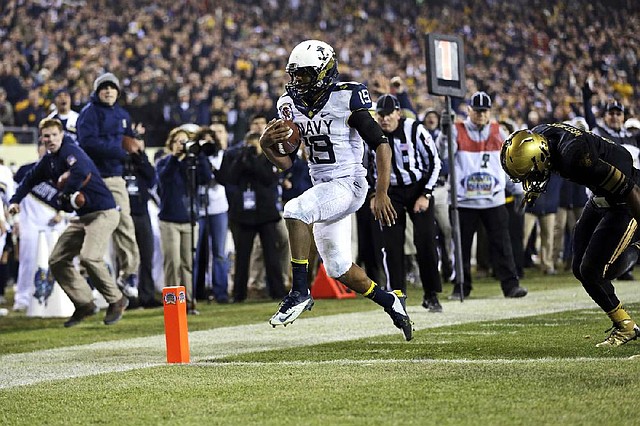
[1,0,639,144]
[0,0,639,314]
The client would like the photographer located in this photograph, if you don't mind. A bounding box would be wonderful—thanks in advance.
[156,126,213,313]
[217,132,287,303]
[192,126,230,304]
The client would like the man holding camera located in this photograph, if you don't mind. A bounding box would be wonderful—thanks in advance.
[156,127,213,312]
[192,126,230,304]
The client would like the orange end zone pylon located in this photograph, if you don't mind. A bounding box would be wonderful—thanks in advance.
[310,263,357,299]
[162,286,190,363]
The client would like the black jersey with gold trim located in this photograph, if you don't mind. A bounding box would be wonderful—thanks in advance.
[533,122,637,204]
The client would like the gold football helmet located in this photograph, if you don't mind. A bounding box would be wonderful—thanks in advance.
[500,130,552,202]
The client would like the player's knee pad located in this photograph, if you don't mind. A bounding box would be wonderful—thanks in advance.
[283,198,314,224]
[323,257,351,278]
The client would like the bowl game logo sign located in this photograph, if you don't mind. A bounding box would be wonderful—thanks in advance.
[164,292,177,305]
[178,291,186,303]
[33,267,55,305]
[279,102,294,121]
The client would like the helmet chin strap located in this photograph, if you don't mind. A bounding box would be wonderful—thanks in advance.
[522,174,550,206]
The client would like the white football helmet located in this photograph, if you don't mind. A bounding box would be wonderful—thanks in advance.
[285,40,338,104]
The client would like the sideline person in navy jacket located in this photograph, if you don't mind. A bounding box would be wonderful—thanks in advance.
[77,72,141,295]
[9,118,127,327]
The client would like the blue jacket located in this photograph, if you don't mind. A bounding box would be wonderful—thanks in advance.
[76,93,135,178]
[558,179,588,209]
[156,154,212,223]
[11,138,116,215]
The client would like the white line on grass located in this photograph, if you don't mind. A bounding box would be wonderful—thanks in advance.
[195,357,635,367]
[2,282,640,389]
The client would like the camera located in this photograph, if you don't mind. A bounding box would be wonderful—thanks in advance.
[181,139,221,156]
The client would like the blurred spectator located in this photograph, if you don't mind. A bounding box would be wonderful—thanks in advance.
[422,110,441,139]
[0,88,14,126]
[583,85,639,167]
[14,88,48,128]
[47,88,79,143]
[522,173,562,275]
[128,90,170,150]
[206,96,229,129]
[553,179,587,272]
[624,118,640,136]
[166,87,199,128]
[193,126,230,304]
[229,98,251,145]
[369,75,390,102]
[424,108,454,281]
[388,76,417,119]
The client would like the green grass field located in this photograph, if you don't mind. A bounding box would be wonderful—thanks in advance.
[2,271,640,425]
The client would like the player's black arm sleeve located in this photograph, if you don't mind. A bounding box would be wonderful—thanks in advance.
[572,156,635,199]
[348,110,388,149]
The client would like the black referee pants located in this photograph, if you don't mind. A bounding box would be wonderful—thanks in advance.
[373,183,442,296]
[458,205,520,295]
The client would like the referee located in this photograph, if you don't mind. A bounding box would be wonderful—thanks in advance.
[368,94,443,312]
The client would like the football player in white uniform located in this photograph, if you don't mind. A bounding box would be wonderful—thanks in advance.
[260,40,413,340]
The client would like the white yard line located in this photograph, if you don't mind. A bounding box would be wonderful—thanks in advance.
[1,282,639,389]
[198,357,636,367]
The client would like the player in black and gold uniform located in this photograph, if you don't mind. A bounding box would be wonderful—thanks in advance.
[501,122,640,347]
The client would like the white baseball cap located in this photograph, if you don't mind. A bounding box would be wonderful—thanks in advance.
[624,118,640,131]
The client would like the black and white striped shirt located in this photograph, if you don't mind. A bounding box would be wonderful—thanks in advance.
[369,118,441,193]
